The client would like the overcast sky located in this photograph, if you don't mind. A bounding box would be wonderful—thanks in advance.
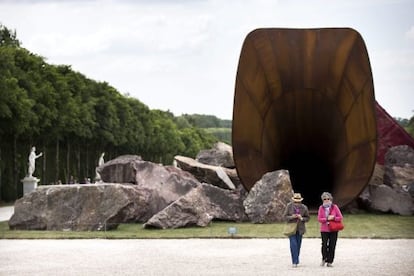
[1,0,413,120]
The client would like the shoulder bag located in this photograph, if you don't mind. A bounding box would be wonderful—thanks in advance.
[328,205,344,231]
[283,222,298,236]
[328,220,344,231]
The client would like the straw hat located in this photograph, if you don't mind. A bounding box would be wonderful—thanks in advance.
[292,193,304,202]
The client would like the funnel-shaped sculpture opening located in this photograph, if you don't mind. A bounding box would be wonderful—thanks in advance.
[232,28,377,208]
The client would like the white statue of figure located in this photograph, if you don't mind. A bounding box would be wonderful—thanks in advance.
[95,152,105,182]
[98,152,105,166]
[28,146,42,178]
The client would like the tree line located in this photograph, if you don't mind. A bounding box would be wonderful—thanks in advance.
[395,117,414,137]
[0,25,226,201]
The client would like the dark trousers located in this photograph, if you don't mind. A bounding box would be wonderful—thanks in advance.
[321,231,338,263]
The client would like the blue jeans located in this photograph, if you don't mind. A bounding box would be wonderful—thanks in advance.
[289,231,303,265]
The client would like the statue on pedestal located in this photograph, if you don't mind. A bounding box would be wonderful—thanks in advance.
[22,146,42,195]
[28,146,42,178]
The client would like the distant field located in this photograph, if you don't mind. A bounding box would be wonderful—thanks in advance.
[204,128,231,145]
[1,214,413,239]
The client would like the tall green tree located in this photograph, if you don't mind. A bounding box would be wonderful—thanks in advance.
[406,115,414,137]
[147,110,185,164]
[0,24,224,201]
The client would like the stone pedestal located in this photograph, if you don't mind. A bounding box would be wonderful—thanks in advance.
[21,176,40,195]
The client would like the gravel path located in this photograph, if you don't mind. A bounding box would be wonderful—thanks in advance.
[1,238,413,275]
[1,207,413,275]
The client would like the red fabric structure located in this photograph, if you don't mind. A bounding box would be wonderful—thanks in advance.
[375,101,414,165]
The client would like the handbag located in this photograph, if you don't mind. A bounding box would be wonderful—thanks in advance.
[283,222,298,236]
[328,220,344,231]
[328,204,344,231]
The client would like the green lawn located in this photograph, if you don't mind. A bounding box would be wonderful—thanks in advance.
[1,214,413,239]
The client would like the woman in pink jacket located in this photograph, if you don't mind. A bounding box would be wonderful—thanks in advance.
[317,192,343,267]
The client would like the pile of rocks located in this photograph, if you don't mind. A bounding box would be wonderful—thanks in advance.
[8,143,413,231]
[355,145,414,215]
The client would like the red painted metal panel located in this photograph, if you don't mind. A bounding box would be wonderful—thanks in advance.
[375,102,414,165]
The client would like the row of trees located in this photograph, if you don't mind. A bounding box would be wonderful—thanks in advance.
[0,25,221,201]
[395,117,414,137]
[176,114,232,144]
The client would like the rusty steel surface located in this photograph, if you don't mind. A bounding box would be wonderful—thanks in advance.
[232,28,377,207]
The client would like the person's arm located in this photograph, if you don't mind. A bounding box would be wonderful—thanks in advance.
[301,205,310,222]
[333,204,343,221]
[317,206,327,223]
[283,203,295,222]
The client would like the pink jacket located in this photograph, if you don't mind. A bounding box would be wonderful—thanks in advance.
[317,204,343,232]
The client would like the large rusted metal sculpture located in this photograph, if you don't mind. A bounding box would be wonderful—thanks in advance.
[232,28,377,207]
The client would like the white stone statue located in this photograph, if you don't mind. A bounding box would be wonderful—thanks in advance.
[28,146,42,178]
[95,152,105,182]
[98,152,105,166]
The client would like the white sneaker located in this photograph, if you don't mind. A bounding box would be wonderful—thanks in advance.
[320,260,326,266]
[327,263,333,267]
